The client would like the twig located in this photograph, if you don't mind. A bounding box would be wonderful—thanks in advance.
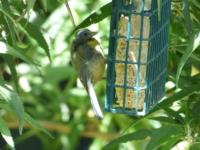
[65,0,76,27]
[7,121,118,140]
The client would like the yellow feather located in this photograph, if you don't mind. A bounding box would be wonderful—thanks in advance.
[87,39,99,48]
[87,39,103,53]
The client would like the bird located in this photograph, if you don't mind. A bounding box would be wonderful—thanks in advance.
[71,28,105,119]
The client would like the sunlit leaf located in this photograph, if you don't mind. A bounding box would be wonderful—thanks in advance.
[0,0,16,46]
[75,2,111,30]
[0,83,24,134]
[0,41,39,66]
[176,32,200,86]
[162,107,185,124]
[0,117,15,150]
[149,116,178,125]
[0,7,51,62]
[146,125,184,150]
[69,2,112,38]
[161,136,182,150]
[151,84,200,113]
[19,19,51,62]
[102,129,151,150]
[25,0,36,11]
[2,55,19,92]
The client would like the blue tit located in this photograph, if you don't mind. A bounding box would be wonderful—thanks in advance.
[71,28,105,119]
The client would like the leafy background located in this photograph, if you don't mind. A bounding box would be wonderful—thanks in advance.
[0,0,200,150]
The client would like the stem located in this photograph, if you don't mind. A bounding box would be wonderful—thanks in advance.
[7,121,118,140]
[65,0,76,27]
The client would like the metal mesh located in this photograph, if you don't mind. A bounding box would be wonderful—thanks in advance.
[105,0,171,116]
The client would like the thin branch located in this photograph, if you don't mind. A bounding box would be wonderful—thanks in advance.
[65,0,76,28]
[7,121,118,140]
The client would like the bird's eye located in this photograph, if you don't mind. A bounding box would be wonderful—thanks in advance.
[84,33,88,36]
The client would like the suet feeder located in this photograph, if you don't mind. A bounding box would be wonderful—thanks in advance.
[105,0,171,116]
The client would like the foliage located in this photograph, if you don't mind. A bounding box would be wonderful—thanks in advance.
[0,0,200,150]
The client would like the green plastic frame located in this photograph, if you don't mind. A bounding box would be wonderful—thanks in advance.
[105,0,171,116]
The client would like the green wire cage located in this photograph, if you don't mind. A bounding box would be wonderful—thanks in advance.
[105,0,171,116]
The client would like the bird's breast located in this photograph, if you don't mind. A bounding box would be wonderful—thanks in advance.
[89,54,105,84]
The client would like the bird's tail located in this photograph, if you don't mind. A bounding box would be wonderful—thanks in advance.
[85,79,103,119]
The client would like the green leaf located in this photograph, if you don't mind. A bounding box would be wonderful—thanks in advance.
[25,0,36,11]
[0,117,15,150]
[102,129,151,150]
[183,0,192,35]
[190,143,200,150]
[160,136,182,150]
[0,0,16,46]
[151,84,200,113]
[0,7,51,62]
[25,113,53,138]
[19,19,51,62]
[0,83,24,134]
[191,0,200,10]
[2,55,19,92]
[176,32,200,87]
[190,100,200,119]
[41,0,48,11]
[146,125,184,150]
[0,41,40,66]
[70,2,112,36]
[149,116,178,125]
[44,66,75,84]
[175,48,200,63]
[162,107,185,124]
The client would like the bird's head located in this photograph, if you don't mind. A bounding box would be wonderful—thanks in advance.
[75,28,97,42]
